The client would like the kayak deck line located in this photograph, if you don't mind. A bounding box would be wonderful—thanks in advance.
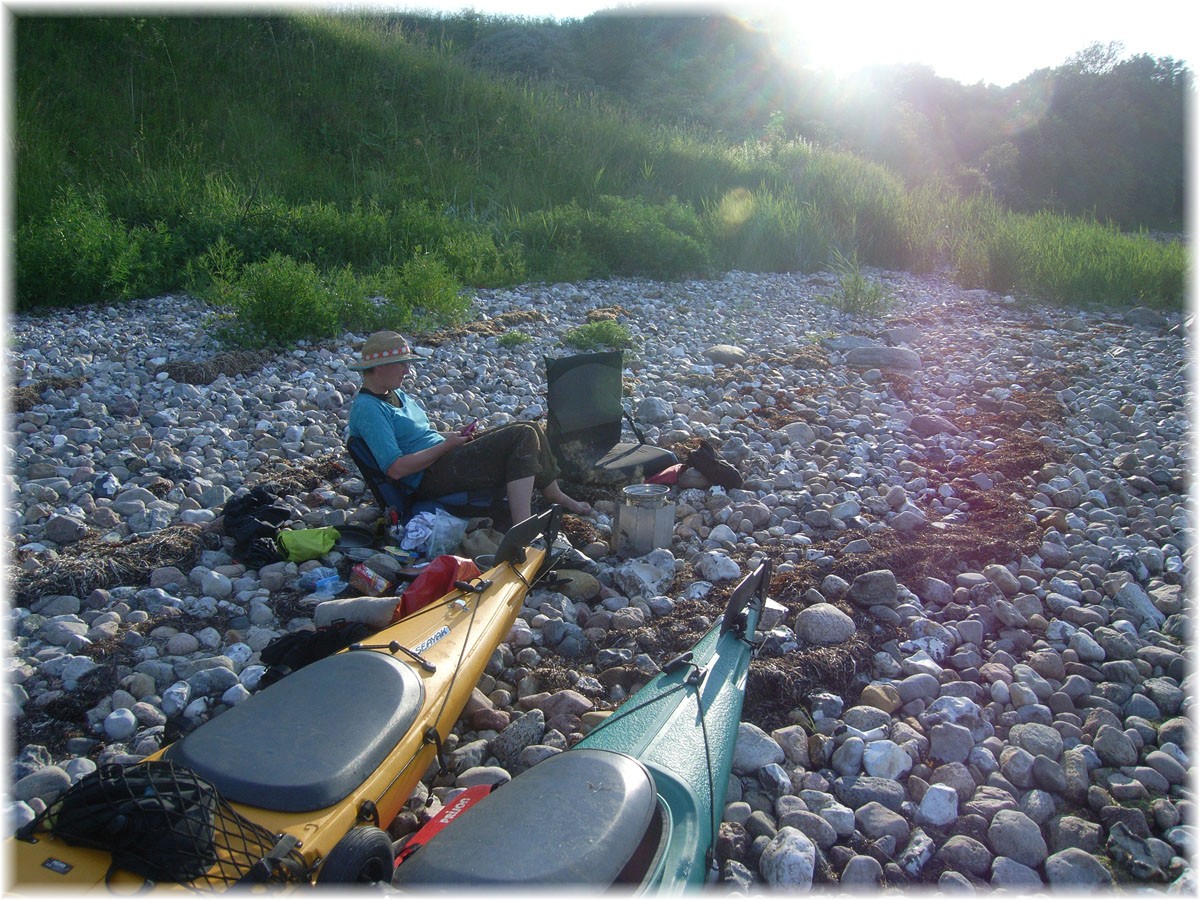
[556,558,771,887]
[392,557,774,891]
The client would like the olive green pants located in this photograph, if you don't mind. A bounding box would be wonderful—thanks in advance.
[413,422,561,499]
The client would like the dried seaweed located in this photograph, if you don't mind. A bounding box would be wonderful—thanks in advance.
[585,306,632,322]
[761,344,830,370]
[248,453,349,496]
[10,376,86,413]
[421,311,549,346]
[159,350,276,386]
[12,525,214,608]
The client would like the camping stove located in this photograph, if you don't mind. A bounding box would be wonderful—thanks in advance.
[613,484,675,557]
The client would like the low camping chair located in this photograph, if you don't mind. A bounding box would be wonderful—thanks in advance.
[544,350,677,486]
[345,435,509,529]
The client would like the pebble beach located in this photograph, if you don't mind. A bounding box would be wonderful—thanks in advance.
[5,269,1193,890]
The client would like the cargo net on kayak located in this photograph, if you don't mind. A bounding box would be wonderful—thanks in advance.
[17,760,308,888]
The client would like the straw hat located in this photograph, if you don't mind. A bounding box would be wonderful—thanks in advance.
[348,331,423,370]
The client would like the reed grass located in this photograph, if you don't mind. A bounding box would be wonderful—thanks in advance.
[14,13,1186,342]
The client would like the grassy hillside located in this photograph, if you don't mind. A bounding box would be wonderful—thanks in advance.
[13,13,1186,345]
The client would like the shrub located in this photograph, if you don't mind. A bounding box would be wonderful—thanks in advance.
[497,330,532,348]
[707,185,830,273]
[562,319,634,350]
[213,253,340,347]
[981,211,1186,309]
[170,176,290,265]
[169,183,522,290]
[789,148,911,269]
[196,245,472,348]
[586,195,710,279]
[512,205,596,282]
[389,200,524,287]
[286,198,395,270]
[825,247,893,317]
[367,254,471,332]
[16,187,181,308]
[518,195,709,281]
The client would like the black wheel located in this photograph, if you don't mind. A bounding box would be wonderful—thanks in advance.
[317,826,395,884]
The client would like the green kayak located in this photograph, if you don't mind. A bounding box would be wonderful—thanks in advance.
[392,557,772,891]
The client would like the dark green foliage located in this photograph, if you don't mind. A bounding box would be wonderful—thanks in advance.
[983,213,1185,308]
[208,254,341,347]
[17,188,182,308]
[518,195,710,281]
[563,320,634,350]
[582,195,710,279]
[368,255,472,331]
[707,186,830,273]
[202,252,469,348]
[12,12,1189,334]
[1007,49,1188,229]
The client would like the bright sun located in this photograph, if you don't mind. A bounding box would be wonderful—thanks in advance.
[755,6,976,83]
[746,3,1064,87]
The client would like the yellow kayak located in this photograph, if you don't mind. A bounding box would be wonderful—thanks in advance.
[9,507,562,891]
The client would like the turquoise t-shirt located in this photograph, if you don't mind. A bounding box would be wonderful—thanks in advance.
[347,390,445,490]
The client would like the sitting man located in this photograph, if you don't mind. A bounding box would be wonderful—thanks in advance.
[346,330,591,523]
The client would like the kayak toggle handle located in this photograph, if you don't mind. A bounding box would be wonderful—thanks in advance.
[238,834,305,884]
[662,651,694,674]
[350,640,437,673]
[663,651,705,685]
[454,579,491,594]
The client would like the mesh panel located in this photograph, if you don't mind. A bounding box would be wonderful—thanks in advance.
[30,761,309,887]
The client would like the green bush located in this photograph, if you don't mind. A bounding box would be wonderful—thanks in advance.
[166,176,289,266]
[367,254,471,332]
[587,195,710,279]
[982,212,1185,308]
[511,205,597,282]
[285,198,395,271]
[787,147,913,270]
[203,250,472,348]
[16,187,181,308]
[497,330,532,348]
[562,319,634,350]
[163,181,522,291]
[519,195,709,281]
[213,253,340,347]
[390,201,525,287]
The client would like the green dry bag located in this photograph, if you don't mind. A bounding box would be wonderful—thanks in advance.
[278,526,338,562]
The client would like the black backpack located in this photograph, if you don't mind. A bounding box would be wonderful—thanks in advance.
[20,761,219,885]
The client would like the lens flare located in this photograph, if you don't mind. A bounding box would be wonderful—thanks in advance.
[717,187,755,228]
[995,78,1055,135]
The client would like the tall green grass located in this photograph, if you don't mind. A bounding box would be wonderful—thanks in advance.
[13,13,1187,345]
[983,212,1187,306]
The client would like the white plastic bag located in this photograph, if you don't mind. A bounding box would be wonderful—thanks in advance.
[400,512,436,552]
[427,508,469,557]
[401,508,469,558]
